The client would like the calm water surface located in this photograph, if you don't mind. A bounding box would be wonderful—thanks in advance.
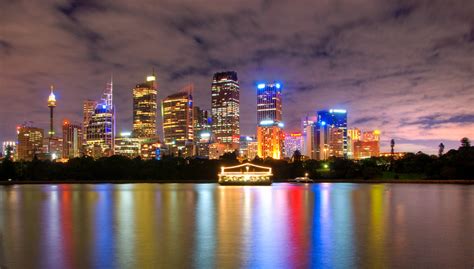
[1,183,473,268]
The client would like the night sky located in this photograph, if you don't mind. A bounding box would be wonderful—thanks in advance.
[1,0,473,154]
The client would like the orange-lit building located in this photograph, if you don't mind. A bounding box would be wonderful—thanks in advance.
[162,86,194,156]
[352,130,381,159]
[257,125,284,159]
[17,125,44,161]
[256,82,284,159]
[132,73,158,138]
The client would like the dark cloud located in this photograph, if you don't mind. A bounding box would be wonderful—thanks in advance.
[0,0,473,154]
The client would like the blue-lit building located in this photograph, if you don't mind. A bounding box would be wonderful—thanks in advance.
[256,82,284,159]
[315,109,348,160]
[85,80,115,158]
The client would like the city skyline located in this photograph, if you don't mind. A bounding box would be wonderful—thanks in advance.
[1,1,473,154]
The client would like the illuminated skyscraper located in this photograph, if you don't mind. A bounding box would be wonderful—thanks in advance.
[85,79,115,158]
[162,85,194,156]
[211,71,240,149]
[315,109,348,160]
[17,125,44,161]
[132,73,158,138]
[83,100,97,142]
[62,120,83,159]
[256,82,284,159]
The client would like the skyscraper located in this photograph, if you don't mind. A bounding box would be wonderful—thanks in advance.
[17,125,44,161]
[83,100,97,142]
[315,109,348,160]
[256,82,284,159]
[85,79,115,158]
[211,71,240,149]
[162,85,194,156]
[62,120,83,159]
[132,73,158,138]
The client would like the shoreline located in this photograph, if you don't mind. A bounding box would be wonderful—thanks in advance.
[1,179,473,185]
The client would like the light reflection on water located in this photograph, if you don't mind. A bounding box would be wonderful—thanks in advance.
[1,183,473,268]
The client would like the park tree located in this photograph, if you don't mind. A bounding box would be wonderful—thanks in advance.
[460,137,471,148]
[438,143,445,157]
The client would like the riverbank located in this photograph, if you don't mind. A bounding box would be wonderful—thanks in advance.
[1,179,473,185]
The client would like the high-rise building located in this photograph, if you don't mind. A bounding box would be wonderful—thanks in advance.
[83,100,98,142]
[211,71,240,149]
[285,132,303,158]
[17,125,44,161]
[85,79,115,158]
[315,109,348,160]
[162,85,194,156]
[256,82,284,159]
[132,73,158,138]
[302,116,316,158]
[62,120,83,159]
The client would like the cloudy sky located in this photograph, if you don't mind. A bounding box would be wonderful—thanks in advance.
[1,0,473,154]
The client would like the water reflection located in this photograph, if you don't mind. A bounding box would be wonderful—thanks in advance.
[0,183,473,268]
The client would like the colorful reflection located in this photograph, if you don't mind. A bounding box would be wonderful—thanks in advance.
[0,183,473,268]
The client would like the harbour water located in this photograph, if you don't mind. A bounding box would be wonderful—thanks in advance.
[1,183,473,268]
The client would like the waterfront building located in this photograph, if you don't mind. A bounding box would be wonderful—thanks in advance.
[239,136,258,160]
[196,131,212,158]
[2,141,17,160]
[353,130,381,159]
[44,136,63,160]
[62,120,83,159]
[315,109,348,160]
[17,125,44,161]
[114,132,142,158]
[162,85,194,156]
[140,140,162,160]
[256,82,284,159]
[132,73,158,138]
[211,71,240,150]
[347,128,361,159]
[85,79,115,158]
[284,132,303,158]
[209,143,229,159]
[302,116,316,158]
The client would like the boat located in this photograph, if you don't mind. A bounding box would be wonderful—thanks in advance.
[291,173,313,183]
[218,163,272,185]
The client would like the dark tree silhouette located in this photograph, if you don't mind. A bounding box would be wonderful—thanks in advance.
[438,143,445,157]
[292,150,302,163]
[461,137,471,148]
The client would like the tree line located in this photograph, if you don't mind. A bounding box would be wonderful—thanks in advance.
[1,138,473,181]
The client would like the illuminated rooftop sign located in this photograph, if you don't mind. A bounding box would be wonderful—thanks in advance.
[257,83,265,89]
[146,75,156,82]
[329,109,347,114]
[260,120,274,126]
